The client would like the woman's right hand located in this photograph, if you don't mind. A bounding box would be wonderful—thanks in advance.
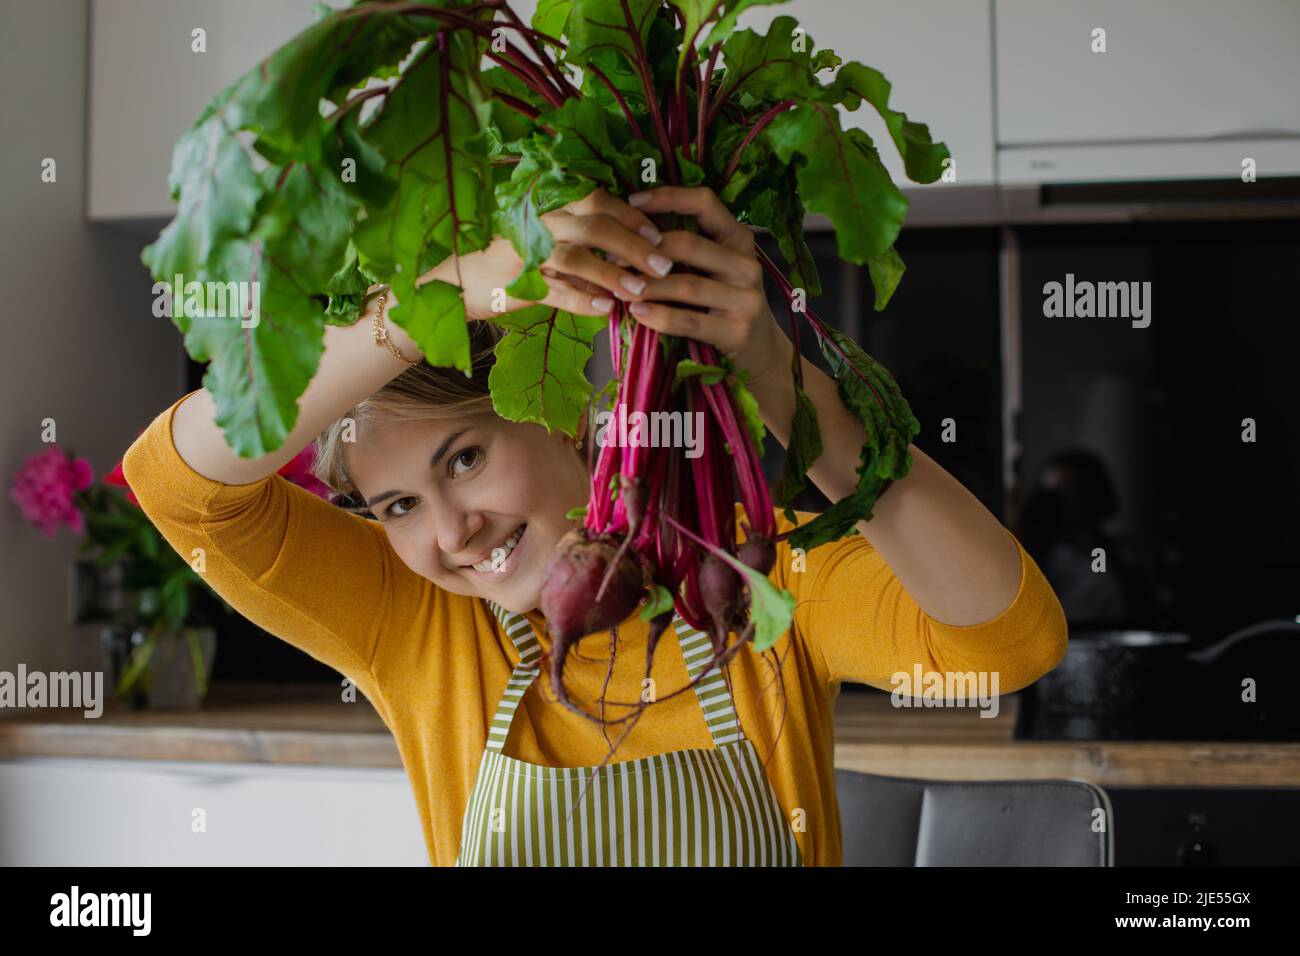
[417,189,676,321]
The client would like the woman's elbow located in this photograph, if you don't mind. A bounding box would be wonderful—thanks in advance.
[1007,600,1069,693]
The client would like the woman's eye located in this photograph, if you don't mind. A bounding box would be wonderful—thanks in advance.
[385,496,418,519]
[450,447,482,478]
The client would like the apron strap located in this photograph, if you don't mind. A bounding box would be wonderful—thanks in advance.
[482,600,746,752]
[483,602,542,753]
[672,616,746,746]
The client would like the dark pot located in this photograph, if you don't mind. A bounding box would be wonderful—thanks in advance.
[1018,619,1300,740]
[1020,629,1197,739]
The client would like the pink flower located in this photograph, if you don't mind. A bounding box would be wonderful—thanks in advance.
[9,445,94,538]
[277,444,332,500]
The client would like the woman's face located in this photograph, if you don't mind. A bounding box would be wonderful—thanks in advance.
[345,411,589,613]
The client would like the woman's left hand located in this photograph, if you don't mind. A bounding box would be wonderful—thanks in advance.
[616,186,789,388]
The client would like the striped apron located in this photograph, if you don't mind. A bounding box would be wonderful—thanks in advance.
[454,600,804,866]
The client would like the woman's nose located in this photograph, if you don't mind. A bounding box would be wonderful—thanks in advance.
[435,509,482,559]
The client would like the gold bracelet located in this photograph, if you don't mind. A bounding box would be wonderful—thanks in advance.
[371,288,421,365]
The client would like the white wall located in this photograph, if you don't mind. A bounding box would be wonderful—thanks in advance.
[0,0,181,677]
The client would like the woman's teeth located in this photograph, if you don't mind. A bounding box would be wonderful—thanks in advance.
[472,523,526,572]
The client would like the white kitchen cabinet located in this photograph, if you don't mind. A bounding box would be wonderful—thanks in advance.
[995,0,1300,182]
[87,0,328,221]
[0,758,427,866]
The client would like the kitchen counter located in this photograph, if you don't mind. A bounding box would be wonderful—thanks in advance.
[3,683,1299,786]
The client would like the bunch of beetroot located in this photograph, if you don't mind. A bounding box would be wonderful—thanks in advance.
[539,304,782,723]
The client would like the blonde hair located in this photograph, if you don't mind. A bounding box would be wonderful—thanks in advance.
[311,320,505,513]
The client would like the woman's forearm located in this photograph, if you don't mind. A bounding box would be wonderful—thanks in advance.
[748,332,1024,627]
[171,287,422,486]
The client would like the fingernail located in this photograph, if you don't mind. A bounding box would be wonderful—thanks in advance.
[591,297,615,313]
[647,253,673,277]
[638,224,663,246]
[629,192,652,208]
[620,275,647,296]
[630,302,652,317]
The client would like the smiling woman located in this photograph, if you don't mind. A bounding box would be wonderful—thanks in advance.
[310,320,590,614]
[125,187,1067,867]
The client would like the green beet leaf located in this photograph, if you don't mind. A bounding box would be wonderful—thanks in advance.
[773,374,822,520]
[726,367,766,448]
[639,584,675,621]
[144,0,945,513]
[141,114,263,304]
[785,328,920,550]
[714,16,819,105]
[699,1,790,51]
[352,31,495,373]
[766,103,909,264]
[674,359,726,386]
[866,245,907,312]
[706,539,795,653]
[563,0,660,74]
[533,0,574,36]
[818,61,951,184]
[489,306,608,436]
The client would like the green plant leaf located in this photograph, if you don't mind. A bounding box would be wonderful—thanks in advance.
[785,328,920,551]
[701,1,790,51]
[140,114,264,300]
[811,48,841,73]
[323,242,371,324]
[505,268,550,301]
[115,636,156,699]
[535,97,625,189]
[744,565,797,652]
[744,165,820,296]
[563,0,660,75]
[216,10,424,165]
[665,0,791,78]
[673,358,726,386]
[350,38,495,371]
[534,0,574,35]
[488,306,607,435]
[774,374,822,520]
[181,158,356,458]
[765,103,909,264]
[699,540,795,652]
[866,245,906,311]
[137,526,160,561]
[493,113,613,290]
[818,61,951,184]
[94,537,134,567]
[639,583,675,621]
[186,629,210,696]
[715,16,818,105]
[726,368,766,448]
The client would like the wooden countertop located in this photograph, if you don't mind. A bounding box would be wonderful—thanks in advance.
[3,682,1299,786]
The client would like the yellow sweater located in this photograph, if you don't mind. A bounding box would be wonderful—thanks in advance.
[124,389,1068,866]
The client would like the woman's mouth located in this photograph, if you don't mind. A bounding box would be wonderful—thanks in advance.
[465,523,527,577]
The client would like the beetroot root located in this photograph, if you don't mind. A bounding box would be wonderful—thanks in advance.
[738,534,776,577]
[539,529,645,719]
[697,553,744,642]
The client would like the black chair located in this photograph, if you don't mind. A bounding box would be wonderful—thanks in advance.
[836,769,1114,866]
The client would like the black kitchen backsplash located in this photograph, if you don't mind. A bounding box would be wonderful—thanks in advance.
[1014,218,1300,644]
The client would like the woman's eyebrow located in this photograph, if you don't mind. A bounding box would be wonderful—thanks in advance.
[364,427,471,509]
